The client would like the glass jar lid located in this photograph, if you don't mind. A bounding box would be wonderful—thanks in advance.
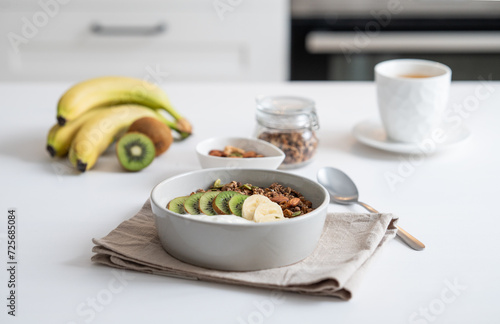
[255,96,319,130]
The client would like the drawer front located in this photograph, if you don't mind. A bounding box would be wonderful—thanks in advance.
[0,0,288,81]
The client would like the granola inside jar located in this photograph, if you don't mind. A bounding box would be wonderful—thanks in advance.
[254,96,319,169]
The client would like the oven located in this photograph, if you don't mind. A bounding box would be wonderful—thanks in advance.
[290,0,500,81]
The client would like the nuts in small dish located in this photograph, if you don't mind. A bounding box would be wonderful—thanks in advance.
[208,145,264,158]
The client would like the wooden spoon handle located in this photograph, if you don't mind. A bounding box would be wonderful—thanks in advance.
[357,201,425,251]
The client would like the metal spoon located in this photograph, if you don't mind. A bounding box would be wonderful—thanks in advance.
[317,167,425,251]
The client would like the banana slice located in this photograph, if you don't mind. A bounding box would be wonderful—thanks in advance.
[253,202,285,223]
[241,195,272,221]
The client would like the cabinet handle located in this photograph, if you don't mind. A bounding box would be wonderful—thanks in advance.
[306,31,500,53]
[90,22,166,36]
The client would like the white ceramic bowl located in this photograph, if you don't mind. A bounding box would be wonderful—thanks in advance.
[150,168,330,271]
[196,137,285,169]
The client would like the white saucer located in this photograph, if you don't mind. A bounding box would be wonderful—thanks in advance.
[353,119,471,154]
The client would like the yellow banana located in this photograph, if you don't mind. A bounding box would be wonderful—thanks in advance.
[253,202,285,223]
[68,104,163,172]
[241,195,272,221]
[57,76,192,137]
[46,108,107,157]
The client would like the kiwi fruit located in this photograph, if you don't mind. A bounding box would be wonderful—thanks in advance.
[228,194,249,217]
[199,191,219,216]
[184,192,204,215]
[213,191,238,215]
[116,132,156,171]
[167,196,189,214]
[128,117,173,156]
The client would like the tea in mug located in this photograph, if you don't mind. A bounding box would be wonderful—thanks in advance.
[399,74,432,78]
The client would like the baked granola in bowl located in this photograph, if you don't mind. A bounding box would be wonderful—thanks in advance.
[150,168,329,271]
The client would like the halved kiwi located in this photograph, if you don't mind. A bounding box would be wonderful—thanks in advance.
[213,191,238,215]
[228,194,249,217]
[199,191,219,216]
[116,132,155,171]
[167,196,188,214]
[184,192,204,215]
[128,117,173,156]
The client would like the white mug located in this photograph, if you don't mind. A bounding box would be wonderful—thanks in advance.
[375,59,452,143]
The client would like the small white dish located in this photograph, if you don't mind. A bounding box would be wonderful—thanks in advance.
[353,119,471,154]
[196,137,285,169]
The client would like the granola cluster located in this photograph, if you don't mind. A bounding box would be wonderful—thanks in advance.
[258,131,318,166]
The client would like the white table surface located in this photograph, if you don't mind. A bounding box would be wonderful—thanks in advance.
[1,81,499,324]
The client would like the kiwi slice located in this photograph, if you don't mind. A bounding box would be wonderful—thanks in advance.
[167,196,188,214]
[213,191,238,215]
[116,132,155,171]
[199,191,219,216]
[184,192,204,215]
[228,194,249,217]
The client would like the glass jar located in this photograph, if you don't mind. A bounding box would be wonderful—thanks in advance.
[254,96,319,169]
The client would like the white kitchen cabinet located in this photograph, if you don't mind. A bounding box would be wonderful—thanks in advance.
[0,0,288,82]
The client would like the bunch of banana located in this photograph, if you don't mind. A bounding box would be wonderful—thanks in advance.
[46,76,192,172]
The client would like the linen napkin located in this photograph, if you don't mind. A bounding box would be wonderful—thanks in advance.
[91,200,398,300]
